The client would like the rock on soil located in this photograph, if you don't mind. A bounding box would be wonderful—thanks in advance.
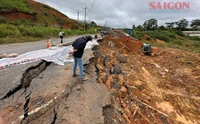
[94,30,200,124]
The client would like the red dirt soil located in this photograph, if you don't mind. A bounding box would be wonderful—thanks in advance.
[96,30,200,124]
[0,12,36,21]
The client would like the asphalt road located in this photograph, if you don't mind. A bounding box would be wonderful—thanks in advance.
[0,41,108,123]
[0,35,85,54]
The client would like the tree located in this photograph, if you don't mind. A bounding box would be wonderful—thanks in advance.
[143,18,158,30]
[158,25,165,30]
[143,20,148,30]
[91,21,97,27]
[132,24,136,29]
[190,19,200,29]
[136,25,145,31]
[165,22,175,28]
[175,18,188,30]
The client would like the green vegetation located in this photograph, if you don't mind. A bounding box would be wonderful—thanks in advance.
[135,29,180,42]
[134,29,200,53]
[0,0,35,14]
[0,24,98,44]
[0,0,100,44]
[133,17,200,53]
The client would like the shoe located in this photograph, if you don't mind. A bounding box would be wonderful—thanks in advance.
[79,77,88,81]
[72,74,78,77]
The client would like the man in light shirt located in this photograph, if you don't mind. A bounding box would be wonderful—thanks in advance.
[59,30,64,44]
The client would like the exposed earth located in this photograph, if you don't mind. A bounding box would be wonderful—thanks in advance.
[0,0,81,29]
[0,31,200,124]
[95,30,200,124]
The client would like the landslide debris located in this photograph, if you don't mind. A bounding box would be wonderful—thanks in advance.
[94,30,200,124]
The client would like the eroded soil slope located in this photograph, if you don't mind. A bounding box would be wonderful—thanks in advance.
[95,30,200,124]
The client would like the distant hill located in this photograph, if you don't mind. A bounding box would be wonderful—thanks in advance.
[0,0,81,29]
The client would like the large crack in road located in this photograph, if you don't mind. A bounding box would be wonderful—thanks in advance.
[0,60,52,124]
[1,61,51,100]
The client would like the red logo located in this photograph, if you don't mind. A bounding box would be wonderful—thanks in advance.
[149,2,190,10]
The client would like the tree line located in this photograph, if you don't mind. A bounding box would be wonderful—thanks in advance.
[132,18,200,31]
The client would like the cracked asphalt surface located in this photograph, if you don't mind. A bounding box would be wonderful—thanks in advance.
[0,36,112,124]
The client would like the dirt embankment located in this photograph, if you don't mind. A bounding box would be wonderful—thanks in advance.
[0,0,81,29]
[94,30,200,124]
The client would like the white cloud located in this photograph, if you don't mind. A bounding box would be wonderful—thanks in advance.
[35,0,200,28]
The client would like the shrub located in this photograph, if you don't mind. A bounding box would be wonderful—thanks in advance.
[192,41,200,48]
[32,12,37,16]
[0,16,7,23]
[155,33,170,42]
[57,18,65,25]
[0,24,21,37]
[0,23,97,44]
[0,0,34,14]
[188,36,200,41]
[134,30,145,40]
[146,31,156,40]
[173,40,182,45]
[174,30,184,36]
[17,25,59,37]
[44,12,48,16]
[146,37,151,40]
[71,24,79,30]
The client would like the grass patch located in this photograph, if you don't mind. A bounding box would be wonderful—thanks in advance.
[134,29,200,53]
[173,39,182,45]
[0,24,98,44]
[0,0,35,14]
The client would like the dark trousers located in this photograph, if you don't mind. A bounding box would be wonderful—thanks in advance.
[60,36,63,43]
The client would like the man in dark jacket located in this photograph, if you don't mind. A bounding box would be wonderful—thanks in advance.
[69,35,92,81]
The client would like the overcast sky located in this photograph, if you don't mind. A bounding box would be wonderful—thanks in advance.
[35,0,200,28]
